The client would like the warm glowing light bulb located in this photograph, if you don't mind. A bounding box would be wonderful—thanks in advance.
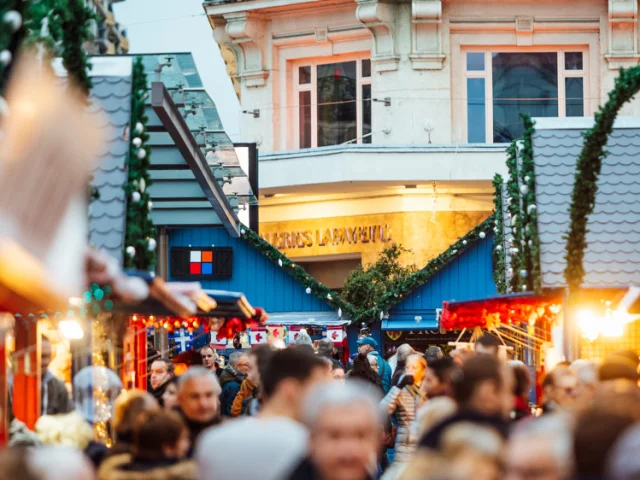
[58,319,84,340]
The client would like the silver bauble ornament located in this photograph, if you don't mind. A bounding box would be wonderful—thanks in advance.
[126,246,136,257]
[148,201,153,211]
[135,122,144,134]
[462,240,467,245]
[139,178,146,192]
[338,308,342,318]
[305,287,311,294]
[496,245,503,251]
[4,11,22,32]
[132,137,142,148]
[148,238,157,251]
[131,191,141,202]
[527,204,537,214]
[0,50,12,66]
[524,175,531,183]
[520,185,529,195]
[137,148,146,160]
[278,259,283,267]
[520,269,528,278]
[479,231,486,239]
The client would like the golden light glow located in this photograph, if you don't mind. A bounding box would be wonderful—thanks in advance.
[577,308,635,342]
[58,319,84,340]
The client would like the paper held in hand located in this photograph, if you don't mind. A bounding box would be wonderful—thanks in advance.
[0,55,106,309]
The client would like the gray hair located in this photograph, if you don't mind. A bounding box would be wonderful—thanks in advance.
[178,366,221,393]
[510,414,573,473]
[317,338,334,356]
[302,381,383,429]
[229,351,248,367]
[396,343,416,363]
[426,346,444,364]
[295,329,313,346]
[367,353,379,366]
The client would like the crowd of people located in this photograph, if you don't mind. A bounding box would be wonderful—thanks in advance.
[2,331,640,480]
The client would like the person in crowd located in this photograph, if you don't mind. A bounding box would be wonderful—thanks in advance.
[606,423,640,480]
[110,389,158,458]
[368,352,380,374]
[505,415,573,480]
[331,360,346,384]
[599,351,639,387]
[0,448,41,480]
[475,334,501,357]
[176,366,221,455]
[148,358,174,406]
[425,346,443,366]
[421,356,456,399]
[231,345,275,417]
[413,396,457,442]
[286,382,383,480]
[508,360,532,421]
[317,338,335,359]
[295,329,314,347]
[382,354,427,464]
[196,347,328,480]
[98,409,196,480]
[571,359,599,413]
[40,337,74,416]
[161,377,179,411]
[200,346,221,377]
[219,351,250,417]
[358,337,392,393]
[541,365,578,414]
[347,353,383,393]
[390,344,416,386]
[30,447,96,480]
[419,354,513,450]
[450,347,473,366]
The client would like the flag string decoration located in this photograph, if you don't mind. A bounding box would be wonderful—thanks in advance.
[123,57,156,271]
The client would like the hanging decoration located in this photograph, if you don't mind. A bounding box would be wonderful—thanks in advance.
[505,142,523,292]
[91,314,111,446]
[0,4,25,94]
[123,57,156,271]
[492,173,507,294]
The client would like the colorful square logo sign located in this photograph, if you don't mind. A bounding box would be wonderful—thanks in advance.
[190,250,214,275]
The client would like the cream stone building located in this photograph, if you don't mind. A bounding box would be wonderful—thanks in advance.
[203,0,640,289]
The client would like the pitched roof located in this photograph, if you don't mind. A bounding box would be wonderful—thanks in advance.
[532,117,640,288]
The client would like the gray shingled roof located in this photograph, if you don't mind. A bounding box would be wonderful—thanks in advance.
[88,73,132,263]
[532,117,640,289]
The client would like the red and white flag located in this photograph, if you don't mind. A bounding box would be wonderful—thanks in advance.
[210,333,227,347]
[326,326,345,345]
[288,326,302,344]
[267,325,286,343]
[250,327,267,345]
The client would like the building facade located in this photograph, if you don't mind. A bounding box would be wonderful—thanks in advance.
[86,0,129,55]
[203,0,640,288]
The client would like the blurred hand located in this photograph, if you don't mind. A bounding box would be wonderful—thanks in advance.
[397,374,415,388]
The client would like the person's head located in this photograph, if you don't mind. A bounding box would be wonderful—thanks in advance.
[248,345,275,388]
[422,356,456,398]
[161,377,179,410]
[452,354,513,418]
[367,353,379,374]
[405,353,427,386]
[509,360,532,401]
[113,389,158,440]
[134,409,190,461]
[571,359,599,412]
[150,358,174,390]
[357,337,378,355]
[317,338,335,358]
[229,351,250,375]
[331,360,346,384]
[543,366,578,411]
[505,415,573,480]
[396,344,416,365]
[441,423,504,480]
[599,351,639,384]
[261,347,329,420]
[425,346,444,365]
[295,329,313,346]
[200,346,218,371]
[475,335,501,357]
[177,366,222,424]
[303,381,383,480]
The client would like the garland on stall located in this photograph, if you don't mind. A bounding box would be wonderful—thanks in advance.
[123,57,156,271]
[241,215,495,324]
[492,174,507,294]
[505,142,523,292]
[518,116,542,293]
[564,66,640,293]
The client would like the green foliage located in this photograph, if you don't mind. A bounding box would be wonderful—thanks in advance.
[492,173,506,293]
[505,142,522,292]
[0,1,29,94]
[123,57,156,271]
[564,66,640,294]
[342,244,418,315]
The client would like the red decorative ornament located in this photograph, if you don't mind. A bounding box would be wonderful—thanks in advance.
[215,307,268,341]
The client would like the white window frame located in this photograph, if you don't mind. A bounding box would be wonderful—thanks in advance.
[463,48,589,144]
[293,55,372,149]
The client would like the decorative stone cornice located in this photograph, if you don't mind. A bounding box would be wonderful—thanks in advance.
[606,0,639,69]
[410,0,445,70]
[212,13,269,88]
[356,0,400,73]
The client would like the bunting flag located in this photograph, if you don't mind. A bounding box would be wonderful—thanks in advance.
[170,328,193,353]
[250,327,267,345]
[211,333,227,348]
[288,326,302,344]
[267,325,286,344]
[326,326,345,345]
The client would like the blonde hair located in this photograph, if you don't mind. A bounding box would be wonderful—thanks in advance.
[113,389,158,437]
[35,411,94,450]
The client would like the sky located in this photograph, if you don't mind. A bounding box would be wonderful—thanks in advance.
[114,0,241,139]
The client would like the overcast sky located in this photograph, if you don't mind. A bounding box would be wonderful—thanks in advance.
[114,0,241,139]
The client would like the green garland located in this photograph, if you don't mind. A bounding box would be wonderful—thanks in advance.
[564,66,640,293]
[0,1,26,94]
[492,174,506,293]
[57,0,94,96]
[505,142,523,291]
[241,215,494,323]
[123,57,156,271]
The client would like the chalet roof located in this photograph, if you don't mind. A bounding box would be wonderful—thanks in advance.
[532,117,640,289]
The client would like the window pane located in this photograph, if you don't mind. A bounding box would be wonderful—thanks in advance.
[317,61,357,147]
[299,91,311,148]
[565,52,583,71]
[467,53,485,71]
[566,77,584,117]
[492,52,558,143]
[362,59,371,78]
[299,66,311,84]
[362,84,372,144]
[467,78,486,143]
